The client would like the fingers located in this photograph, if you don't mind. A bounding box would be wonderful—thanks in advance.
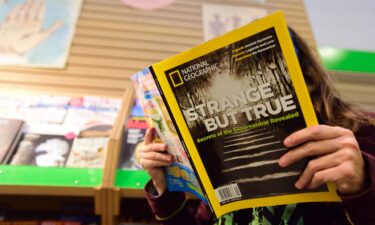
[35,0,45,22]
[42,20,63,36]
[6,4,22,22]
[138,149,173,170]
[280,126,358,167]
[144,127,156,145]
[139,127,172,169]
[15,0,31,22]
[142,127,168,152]
[294,150,343,189]
[139,158,171,170]
[28,0,41,21]
[279,138,338,167]
[303,162,357,191]
[279,125,365,193]
[283,125,351,148]
[140,150,172,162]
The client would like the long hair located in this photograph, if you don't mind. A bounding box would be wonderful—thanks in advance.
[289,28,373,132]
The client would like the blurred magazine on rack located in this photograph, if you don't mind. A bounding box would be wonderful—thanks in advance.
[0,93,121,169]
[131,11,340,218]
[10,132,74,167]
[119,98,150,170]
[0,118,24,164]
[65,137,108,168]
[119,115,148,170]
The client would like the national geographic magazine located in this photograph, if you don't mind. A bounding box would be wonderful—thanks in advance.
[132,11,340,219]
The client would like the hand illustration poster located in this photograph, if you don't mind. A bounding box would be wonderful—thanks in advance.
[202,3,267,41]
[0,0,83,68]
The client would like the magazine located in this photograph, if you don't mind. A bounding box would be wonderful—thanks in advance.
[119,116,148,170]
[0,118,24,163]
[132,11,340,218]
[10,133,74,167]
[65,137,109,168]
[132,68,206,202]
[9,124,76,167]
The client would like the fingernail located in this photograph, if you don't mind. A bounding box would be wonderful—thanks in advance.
[295,181,302,189]
[279,157,286,167]
[284,137,291,146]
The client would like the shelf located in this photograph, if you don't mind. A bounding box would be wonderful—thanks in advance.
[0,165,103,188]
[115,169,149,189]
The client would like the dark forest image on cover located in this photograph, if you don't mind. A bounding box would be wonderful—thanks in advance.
[166,28,327,204]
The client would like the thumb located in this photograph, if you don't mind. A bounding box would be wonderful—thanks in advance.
[144,127,156,145]
[13,20,64,54]
[41,20,63,37]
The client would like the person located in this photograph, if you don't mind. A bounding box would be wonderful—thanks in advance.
[137,28,375,225]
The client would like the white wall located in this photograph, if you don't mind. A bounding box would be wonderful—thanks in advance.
[304,0,375,52]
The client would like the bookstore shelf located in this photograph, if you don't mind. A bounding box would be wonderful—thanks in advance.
[1,0,372,224]
[115,170,150,192]
[0,166,101,198]
[0,166,102,188]
[0,82,133,224]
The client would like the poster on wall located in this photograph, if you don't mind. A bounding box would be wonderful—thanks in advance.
[0,0,83,68]
[202,3,268,41]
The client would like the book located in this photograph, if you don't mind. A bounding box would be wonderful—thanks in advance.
[0,118,24,164]
[132,11,340,218]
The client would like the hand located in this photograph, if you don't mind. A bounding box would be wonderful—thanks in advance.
[138,127,173,195]
[279,125,366,195]
[0,0,63,56]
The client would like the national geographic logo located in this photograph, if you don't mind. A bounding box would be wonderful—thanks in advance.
[168,70,184,87]
[168,60,220,88]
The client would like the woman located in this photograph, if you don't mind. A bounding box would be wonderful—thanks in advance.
[138,28,375,225]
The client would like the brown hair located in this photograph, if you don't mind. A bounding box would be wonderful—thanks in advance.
[289,28,373,132]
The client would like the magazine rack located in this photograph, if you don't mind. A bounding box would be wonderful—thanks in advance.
[0,85,133,224]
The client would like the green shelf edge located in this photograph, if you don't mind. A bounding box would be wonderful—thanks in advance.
[0,165,103,187]
[319,47,375,74]
[115,169,150,189]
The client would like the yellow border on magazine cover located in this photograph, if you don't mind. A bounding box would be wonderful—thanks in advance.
[152,11,341,218]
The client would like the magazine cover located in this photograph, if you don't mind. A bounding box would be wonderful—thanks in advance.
[151,11,340,218]
[119,116,148,170]
[9,123,76,167]
[132,68,206,202]
[63,96,121,136]
[65,137,108,168]
[202,3,267,41]
[10,132,74,167]
[0,0,83,68]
